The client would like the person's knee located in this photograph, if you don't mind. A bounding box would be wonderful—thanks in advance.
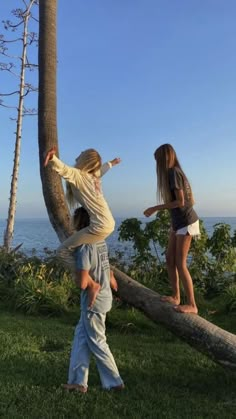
[176,259,187,276]
[166,252,175,269]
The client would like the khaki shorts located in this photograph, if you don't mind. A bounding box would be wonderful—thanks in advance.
[175,219,200,236]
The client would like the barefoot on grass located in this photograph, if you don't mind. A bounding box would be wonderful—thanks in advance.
[88,282,101,309]
[161,295,180,305]
[174,304,198,314]
[110,384,125,391]
[62,384,87,393]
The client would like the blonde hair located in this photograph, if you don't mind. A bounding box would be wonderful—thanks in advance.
[73,207,90,231]
[66,149,102,208]
[154,144,194,205]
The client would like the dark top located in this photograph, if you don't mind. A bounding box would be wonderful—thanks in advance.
[168,167,198,231]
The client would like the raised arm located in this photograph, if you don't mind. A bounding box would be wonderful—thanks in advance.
[100,157,121,177]
[44,147,82,187]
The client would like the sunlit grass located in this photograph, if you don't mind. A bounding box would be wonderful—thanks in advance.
[0,304,236,419]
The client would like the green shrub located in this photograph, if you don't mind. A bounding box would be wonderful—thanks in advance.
[0,247,80,315]
[222,284,236,313]
[117,215,236,299]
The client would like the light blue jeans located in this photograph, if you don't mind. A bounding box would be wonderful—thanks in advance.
[68,310,124,390]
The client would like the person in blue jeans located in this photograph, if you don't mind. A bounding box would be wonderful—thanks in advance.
[63,207,124,393]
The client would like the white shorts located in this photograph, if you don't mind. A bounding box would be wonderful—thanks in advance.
[175,220,200,236]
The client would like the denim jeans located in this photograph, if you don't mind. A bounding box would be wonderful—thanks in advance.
[68,310,124,389]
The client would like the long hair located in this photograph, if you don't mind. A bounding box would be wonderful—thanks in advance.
[154,143,194,205]
[66,149,102,208]
[73,207,90,231]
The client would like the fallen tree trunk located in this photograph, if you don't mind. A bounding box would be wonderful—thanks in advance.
[112,265,236,371]
[37,0,236,374]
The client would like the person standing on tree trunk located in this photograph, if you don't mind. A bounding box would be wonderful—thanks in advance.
[44,147,121,309]
[144,143,199,314]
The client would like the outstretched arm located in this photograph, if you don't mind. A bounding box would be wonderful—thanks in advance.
[110,157,121,167]
[44,146,82,187]
[100,157,121,177]
[143,189,185,217]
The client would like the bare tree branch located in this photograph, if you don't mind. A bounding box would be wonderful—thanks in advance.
[25,55,38,68]
[31,15,39,23]
[28,31,38,44]
[0,50,21,60]
[3,18,23,31]
[0,91,19,96]
[23,107,37,115]
[0,64,20,78]
[0,37,22,43]
[0,102,17,109]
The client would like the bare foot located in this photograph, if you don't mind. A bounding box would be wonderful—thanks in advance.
[161,295,180,305]
[174,304,198,314]
[110,274,118,292]
[62,384,87,393]
[110,384,125,391]
[88,282,101,309]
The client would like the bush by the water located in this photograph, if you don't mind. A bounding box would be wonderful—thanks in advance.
[114,212,236,309]
[0,212,236,316]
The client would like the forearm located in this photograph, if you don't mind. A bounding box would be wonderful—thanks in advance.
[75,271,95,289]
[100,157,121,177]
[100,162,112,177]
[153,200,183,211]
[49,155,79,185]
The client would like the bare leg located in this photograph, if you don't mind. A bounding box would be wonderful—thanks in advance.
[174,235,198,314]
[161,231,180,305]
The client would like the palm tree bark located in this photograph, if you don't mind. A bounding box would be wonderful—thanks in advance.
[38,0,236,372]
[112,266,236,371]
[38,0,71,242]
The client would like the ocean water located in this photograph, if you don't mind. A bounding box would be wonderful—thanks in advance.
[0,217,236,258]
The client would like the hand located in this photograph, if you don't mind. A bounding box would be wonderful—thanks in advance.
[110,271,118,292]
[44,146,57,167]
[143,206,157,217]
[110,157,121,167]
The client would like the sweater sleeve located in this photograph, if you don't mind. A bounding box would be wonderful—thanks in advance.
[99,162,112,177]
[50,155,82,187]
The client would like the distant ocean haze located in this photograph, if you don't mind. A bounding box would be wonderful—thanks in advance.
[0,217,236,258]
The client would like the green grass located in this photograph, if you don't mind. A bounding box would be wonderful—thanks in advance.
[0,304,236,419]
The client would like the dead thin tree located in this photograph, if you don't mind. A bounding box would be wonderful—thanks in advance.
[0,0,38,252]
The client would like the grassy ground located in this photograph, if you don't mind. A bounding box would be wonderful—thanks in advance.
[0,303,236,419]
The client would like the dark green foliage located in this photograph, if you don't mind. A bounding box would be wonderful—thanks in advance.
[0,247,79,315]
[0,214,236,315]
[117,214,236,308]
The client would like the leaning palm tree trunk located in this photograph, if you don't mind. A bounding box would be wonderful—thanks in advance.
[38,0,236,372]
[38,0,71,241]
[112,267,236,371]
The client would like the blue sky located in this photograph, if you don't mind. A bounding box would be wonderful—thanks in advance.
[1,0,236,219]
